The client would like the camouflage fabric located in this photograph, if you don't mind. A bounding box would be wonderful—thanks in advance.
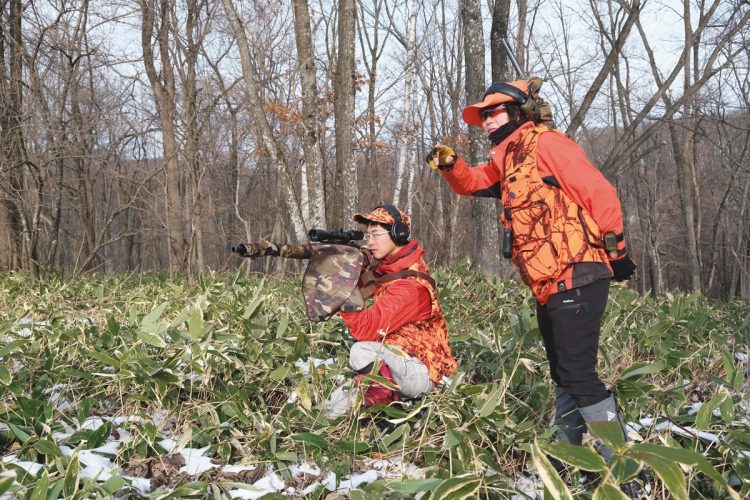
[527,76,556,129]
[303,244,366,321]
[236,241,314,259]
[235,241,367,321]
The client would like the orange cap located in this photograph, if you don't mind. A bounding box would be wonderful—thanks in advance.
[352,206,411,231]
[462,80,529,126]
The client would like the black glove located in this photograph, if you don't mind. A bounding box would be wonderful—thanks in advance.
[610,254,637,281]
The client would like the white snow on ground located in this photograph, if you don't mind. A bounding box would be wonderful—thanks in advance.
[122,475,152,496]
[684,402,724,418]
[0,403,432,498]
[512,473,544,499]
[637,416,720,443]
[294,357,336,377]
[179,449,217,476]
[43,384,73,412]
[228,467,285,499]
[3,319,47,342]
[1,456,45,476]
[289,462,320,476]
[7,317,93,342]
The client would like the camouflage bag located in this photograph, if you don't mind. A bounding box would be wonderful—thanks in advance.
[234,240,367,322]
[302,244,366,321]
[527,76,556,129]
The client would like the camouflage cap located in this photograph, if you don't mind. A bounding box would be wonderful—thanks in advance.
[352,206,411,231]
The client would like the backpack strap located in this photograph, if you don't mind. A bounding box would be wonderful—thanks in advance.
[376,269,436,291]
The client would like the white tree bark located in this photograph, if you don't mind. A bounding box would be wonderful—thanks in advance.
[391,0,418,206]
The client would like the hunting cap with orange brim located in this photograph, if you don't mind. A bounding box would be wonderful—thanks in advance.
[462,79,530,126]
[352,206,411,231]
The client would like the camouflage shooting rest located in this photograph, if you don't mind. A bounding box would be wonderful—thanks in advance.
[303,243,365,321]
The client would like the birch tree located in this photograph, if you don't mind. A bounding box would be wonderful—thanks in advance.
[390,0,418,206]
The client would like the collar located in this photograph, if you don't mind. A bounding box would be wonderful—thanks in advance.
[376,239,424,274]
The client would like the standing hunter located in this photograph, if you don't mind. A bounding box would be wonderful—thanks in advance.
[427,79,643,495]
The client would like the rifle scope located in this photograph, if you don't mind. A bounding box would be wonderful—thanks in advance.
[308,228,364,242]
[230,244,247,256]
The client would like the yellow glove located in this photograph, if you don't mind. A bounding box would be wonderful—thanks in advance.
[425,145,456,170]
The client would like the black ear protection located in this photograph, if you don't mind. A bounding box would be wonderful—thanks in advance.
[483,82,539,121]
[378,204,410,245]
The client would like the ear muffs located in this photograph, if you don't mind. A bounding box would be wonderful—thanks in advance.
[378,205,410,245]
[484,82,539,121]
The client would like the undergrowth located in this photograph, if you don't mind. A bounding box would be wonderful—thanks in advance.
[0,263,748,498]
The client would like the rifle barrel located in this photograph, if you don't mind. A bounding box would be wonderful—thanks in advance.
[501,37,524,77]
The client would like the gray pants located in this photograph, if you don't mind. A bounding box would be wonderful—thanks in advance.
[349,341,434,399]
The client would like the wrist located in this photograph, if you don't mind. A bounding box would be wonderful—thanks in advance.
[438,155,457,172]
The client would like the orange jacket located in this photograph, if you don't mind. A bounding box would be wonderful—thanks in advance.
[441,122,627,302]
[340,240,457,383]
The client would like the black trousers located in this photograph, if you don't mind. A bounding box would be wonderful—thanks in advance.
[536,278,610,408]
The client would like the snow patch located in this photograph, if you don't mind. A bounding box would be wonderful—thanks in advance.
[295,357,336,377]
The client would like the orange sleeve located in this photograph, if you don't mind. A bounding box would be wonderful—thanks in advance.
[340,280,431,342]
[439,155,503,198]
[537,132,626,251]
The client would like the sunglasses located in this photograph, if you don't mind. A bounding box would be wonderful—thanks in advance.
[480,105,508,121]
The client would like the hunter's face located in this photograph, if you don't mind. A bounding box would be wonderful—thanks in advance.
[480,104,509,134]
[366,224,399,259]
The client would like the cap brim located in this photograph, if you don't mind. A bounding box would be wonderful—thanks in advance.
[462,93,514,126]
[352,212,391,226]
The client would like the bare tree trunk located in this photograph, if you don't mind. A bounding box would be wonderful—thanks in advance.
[515,0,527,71]
[139,0,186,271]
[462,0,500,275]
[405,142,416,216]
[490,0,511,82]
[391,0,417,206]
[633,158,663,296]
[221,0,307,242]
[334,0,358,223]
[359,0,385,176]
[0,0,24,271]
[292,0,326,228]
[678,0,701,291]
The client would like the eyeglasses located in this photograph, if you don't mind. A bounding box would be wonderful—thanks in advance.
[480,105,507,121]
[363,231,389,241]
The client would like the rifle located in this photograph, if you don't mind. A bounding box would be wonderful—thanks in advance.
[500,37,524,77]
[232,229,374,322]
[499,37,556,129]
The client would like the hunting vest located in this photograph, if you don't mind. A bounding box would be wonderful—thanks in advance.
[374,259,457,384]
[501,124,610,303]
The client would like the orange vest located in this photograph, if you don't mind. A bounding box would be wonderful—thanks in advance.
[375,259,457,384]
[501,125,609,303]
